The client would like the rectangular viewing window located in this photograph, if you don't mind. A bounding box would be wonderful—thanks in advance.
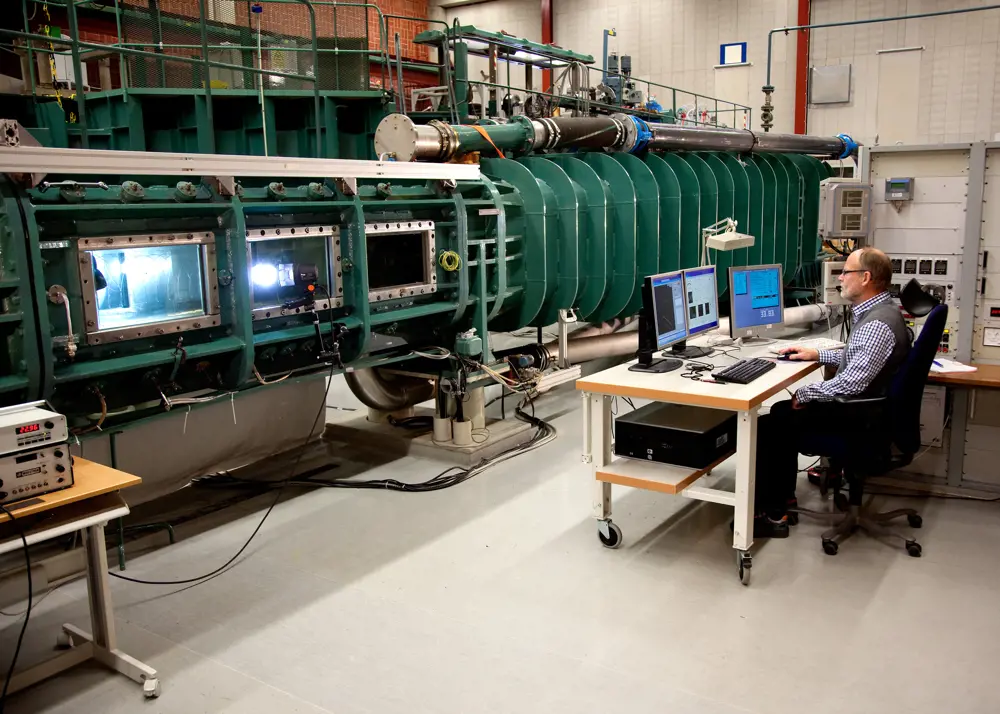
[79,233,220,345]
[364,221,437,303]
[246,227,342,320]
[91,245,206,330]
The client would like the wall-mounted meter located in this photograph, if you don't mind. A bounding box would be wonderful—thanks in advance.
[885,177,914,201]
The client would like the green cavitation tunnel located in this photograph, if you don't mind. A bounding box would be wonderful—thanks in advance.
[0,113,852,423]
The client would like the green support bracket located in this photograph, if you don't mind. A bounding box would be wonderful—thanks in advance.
[518,157,579,326]
[641,154,682,274]
[544,155,607,322]
[583,153,636,322]
[658,153,701,272]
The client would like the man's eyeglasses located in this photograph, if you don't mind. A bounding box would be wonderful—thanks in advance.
[839,269,869,276]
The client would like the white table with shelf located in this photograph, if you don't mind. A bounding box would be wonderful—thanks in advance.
[577,349,819,585]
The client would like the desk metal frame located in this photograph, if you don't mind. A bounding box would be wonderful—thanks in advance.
[0,499,160,698]
[581,393,758,583]
[578,353,818,585]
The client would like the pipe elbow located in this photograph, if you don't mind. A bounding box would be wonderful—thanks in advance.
[345,368,435,412]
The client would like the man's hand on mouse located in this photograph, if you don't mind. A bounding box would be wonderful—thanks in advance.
[778,346,820,362]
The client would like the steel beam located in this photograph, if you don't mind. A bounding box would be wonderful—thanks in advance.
[0,146,481,181]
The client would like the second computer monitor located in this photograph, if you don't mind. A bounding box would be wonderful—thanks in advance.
[683,266,720,337]
[729,264,784,339]
[650,270,688,350]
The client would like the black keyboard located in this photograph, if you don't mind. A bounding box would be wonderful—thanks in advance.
[712,357,776,385]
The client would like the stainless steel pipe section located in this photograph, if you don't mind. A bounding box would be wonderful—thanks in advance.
[374,113,855,161]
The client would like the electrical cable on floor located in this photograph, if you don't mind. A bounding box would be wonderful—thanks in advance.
[199,394,556,494]
[862,489,1000,502]
[107,359,339,587]
[0,503,33,712]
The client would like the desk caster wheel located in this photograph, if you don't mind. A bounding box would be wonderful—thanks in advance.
[907,514,923,528]
[822,539,839,556]
[598,521,622,549]
[143,677,161,698]
[737,551,752,586]
[905,541,922,558]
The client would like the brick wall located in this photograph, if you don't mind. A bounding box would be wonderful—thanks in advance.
[117,0,431,61]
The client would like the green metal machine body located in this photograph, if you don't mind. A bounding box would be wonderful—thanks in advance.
[0,137,835,426]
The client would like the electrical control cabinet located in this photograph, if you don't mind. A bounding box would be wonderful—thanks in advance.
[818,179,871,241]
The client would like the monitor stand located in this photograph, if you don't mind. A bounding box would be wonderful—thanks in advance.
[629,355,683,374]
[734,336,772,348]
[666,342,713,359]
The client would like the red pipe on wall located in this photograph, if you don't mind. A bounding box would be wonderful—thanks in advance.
[541,0,553,92]
[794,0,811,134]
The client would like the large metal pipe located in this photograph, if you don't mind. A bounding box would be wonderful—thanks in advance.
[375,113,856,162]
[345,368,435,412]
[508,304,831,367]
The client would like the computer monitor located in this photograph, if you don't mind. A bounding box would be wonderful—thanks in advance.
[665,265,720,359]
[631,270,688,373]
[729,263,784,340]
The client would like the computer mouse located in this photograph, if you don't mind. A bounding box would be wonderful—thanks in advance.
[776,353,792,361]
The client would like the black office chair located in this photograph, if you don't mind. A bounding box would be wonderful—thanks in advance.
[807,302,948,556]
[803,278,941,496]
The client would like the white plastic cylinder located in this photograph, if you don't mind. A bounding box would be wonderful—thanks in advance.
[452,419,474,447]
[433,416,453,443]
[466,388,486,430]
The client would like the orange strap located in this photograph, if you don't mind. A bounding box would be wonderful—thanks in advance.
[468,125,506,158]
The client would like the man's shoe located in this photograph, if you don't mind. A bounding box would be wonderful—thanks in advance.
[785,498,800,526]
[730,515,790,538]
[754,515,790,539]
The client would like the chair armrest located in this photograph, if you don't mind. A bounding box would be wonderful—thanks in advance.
[833,396,887,407]
[831,395,888,431]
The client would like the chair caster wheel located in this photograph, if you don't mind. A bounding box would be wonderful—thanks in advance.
[598,521,622,549]
[905,541,922,558]
[737,551,752,586]
[143,678,161,698]
[907,514,923,528]
[833,493,849,512]
[822,539,839,556]
[55,632,73,649]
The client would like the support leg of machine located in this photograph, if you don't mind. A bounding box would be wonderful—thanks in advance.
[733,409,757,584]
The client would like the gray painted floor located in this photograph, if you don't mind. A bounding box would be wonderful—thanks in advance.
[4,378,1000,714]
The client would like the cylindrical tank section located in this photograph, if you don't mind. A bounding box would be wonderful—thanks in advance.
[375,114,858,163]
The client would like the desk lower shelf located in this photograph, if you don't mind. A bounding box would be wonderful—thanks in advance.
[596,452,734,495]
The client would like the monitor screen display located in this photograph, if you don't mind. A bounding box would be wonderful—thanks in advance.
[650,271,688,349]
[731,265,783,331]
[683,266,719,336]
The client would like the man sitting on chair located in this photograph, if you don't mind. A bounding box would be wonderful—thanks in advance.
[751,247,911,538]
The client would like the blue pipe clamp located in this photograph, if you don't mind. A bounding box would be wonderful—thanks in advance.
[628,116,652,154]
[837,133,858,159]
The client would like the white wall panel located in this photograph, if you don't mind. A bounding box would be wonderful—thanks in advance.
[810,0,1000,144]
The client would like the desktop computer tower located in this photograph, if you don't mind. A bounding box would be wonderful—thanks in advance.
[614,403,737,469]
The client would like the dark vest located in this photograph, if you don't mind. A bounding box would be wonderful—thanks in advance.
[838,302,911,397]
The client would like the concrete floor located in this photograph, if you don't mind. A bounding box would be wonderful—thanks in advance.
[4,378,1000,714]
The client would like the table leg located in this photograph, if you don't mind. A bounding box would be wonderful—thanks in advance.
[0,525,161,698]
[584,393,619,548]
[733,409,758,553]
[77,524,161,697]
[947,387,969,488]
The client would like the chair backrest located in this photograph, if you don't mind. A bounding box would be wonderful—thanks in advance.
[887,304,949,455]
